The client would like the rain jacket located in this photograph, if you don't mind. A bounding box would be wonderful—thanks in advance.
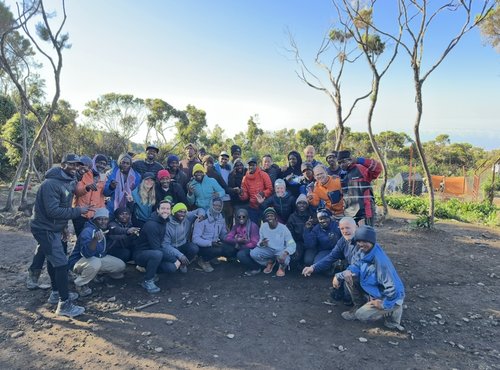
[240,167,273,209]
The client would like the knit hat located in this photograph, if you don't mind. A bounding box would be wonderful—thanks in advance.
[247,157,258,165]
[193,163,206,174]
[296,194,308,205]
[316,208,332,218]
[325,151,338,160]
[233,158,244,167]
[114,207,130,218]
[263,207,277,217]
[354,225,377,245]
[94,154,108,163]
[142,172,155,180]
[80,155,93,167]
[172,202,188,214]
[166,155,179,165]
[231,145,241,155]
[157,169,171,180]
[93,208,109,219]
[337,150,351,161]
[274,178,286,188]
[146,145,159,153]
[301,162,313,173]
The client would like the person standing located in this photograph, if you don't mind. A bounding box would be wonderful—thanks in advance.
[29,154,87,317]
[179,143,201,178]
[132,145,164,178]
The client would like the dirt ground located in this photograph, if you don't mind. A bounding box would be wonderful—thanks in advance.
[0,207,499,370]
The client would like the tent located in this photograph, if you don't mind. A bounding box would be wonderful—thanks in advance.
[393,172,423,195]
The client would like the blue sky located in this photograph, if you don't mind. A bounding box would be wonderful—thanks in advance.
[5,0,500,149]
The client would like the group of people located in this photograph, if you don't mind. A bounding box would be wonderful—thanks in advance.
[27,143,405,332]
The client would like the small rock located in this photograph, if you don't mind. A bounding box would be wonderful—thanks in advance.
[41,322,52,329]
[462,317,470,322]
[388,341,399,346]
[358,337,368,343]
[167,298,172,303]
[435,314,443,319]
[327,310,332,314]
[107,296,116,302]
[87,319,94,324]
[337,345,346,352]
[213,355,219,358]
[11,331,24,338]
[141,331,152,336]
[299,319,306,324]
[226,333,235,339]
[431,307,438,312]
[154,347,163,353]
[272,312,277,317]
[477,282,485,286]
[457,344,465,350]
[166,320,173,325]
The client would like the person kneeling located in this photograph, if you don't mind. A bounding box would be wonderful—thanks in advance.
[333,225,405,331]
[69,208,126,297]
[250,207,296,277]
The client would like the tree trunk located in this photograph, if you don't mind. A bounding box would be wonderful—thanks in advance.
[366,77,389,218]
[44,126,54,169]
[413,80,435,226]
[334,97,344,151]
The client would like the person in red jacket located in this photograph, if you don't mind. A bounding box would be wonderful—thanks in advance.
[337,151,382,226]
[239,157,273,225]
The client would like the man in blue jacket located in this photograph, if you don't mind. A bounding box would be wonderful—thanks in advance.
[334,225,405,331]
[302,208,341,267]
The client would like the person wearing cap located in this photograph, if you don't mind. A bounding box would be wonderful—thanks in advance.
[163,202,206,273]
[257,178,296,224]
[107,207,140,263]
[29,153,88,317]
[240,157,273,224]
[302,217,360,305]
[69,208,126,297]
[325,151,342,176]
[165,154,189,191]
[337,150,382,226]
[261,154,282,185]
[197,147,207,162]
[72,155,107,237]
[308,165,344,217]
[155,169,187,207]
[134,200,185,293]
[179,143,201,178]
[187,163,226,211]
[104,153,141,217]
[128,172,156,228]
[192,198,234,272]
[249,207,296,277]
[132,145,164,178]
[303,145,322,168]
[286,194,316,269]
[280,150,303,198]
[303,208,342,267]
[334,225,405,331]
[227,158,248,215]
[298,162,315,195]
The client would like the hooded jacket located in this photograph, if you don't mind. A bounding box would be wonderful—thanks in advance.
[186,175,226,210]
[281,150,303,197]
[162,208,205,258]
[192,200,227,247]
[264,163,282,185]
[240,167,273,209]
[303,220,342,252]
[69,220,107,269]
[73,169,106,219]
[31,167,82,232]
[134,212,169,252]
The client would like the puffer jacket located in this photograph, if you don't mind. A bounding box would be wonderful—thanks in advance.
[186,175,225,210]
[240,167,273,209]
[260,192,296,224]
[309,175,344,216]
[73,170,106,220]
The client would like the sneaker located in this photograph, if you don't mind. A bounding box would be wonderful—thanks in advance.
[55,300,85,317]
[136,265,146,273]
[141,279,160,294]
[341,310,357,321]
[47,291,79,305]
[26,269,41,290]
[179,265,188,273]
[197,259,214,273]
[276,265,286,277]
[244,269,261,276]
[75,284,92,297]
[384,320,405,332]
[263,261,276,274]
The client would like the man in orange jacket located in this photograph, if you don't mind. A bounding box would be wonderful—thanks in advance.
[307,165,344,218]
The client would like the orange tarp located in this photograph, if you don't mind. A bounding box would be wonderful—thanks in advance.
[444,177,466,195]
[431,175,444,191]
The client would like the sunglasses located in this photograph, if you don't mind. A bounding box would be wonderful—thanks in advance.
[237,215,247,219]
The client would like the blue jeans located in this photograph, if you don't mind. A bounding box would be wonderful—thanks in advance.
[134,249,177,280]
[303,249,331,267]
[237,248,261,270]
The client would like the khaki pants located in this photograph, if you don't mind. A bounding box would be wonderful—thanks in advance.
[73,255,125,286]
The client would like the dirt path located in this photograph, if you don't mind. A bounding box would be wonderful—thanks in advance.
[0,213,499,370]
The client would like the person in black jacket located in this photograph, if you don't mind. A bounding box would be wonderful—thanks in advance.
[133,200,188,293]
[155,169,188,207]
[227,159,248,214]
[258,178,295,224]
[29,154,88,317]
[132,145,164,178]
[280,150,303,198]
[107,207,140,262]
[262,154,282,185]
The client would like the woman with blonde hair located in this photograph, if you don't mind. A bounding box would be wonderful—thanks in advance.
[128,172,156,227]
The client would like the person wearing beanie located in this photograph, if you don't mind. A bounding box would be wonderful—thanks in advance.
[333,225,406,331]
[162,202,206,273]
[76,155,93,181]
[302,217,360,305]
[93,154,108,174]
[308,165,344,217]
[179,143,201,178]
[258,178,296,224]
[239,158,273,225]
[230,144,242,166]
[132,145,164,178]
[29,154,89,317]
[192,198,234,272]
[302,208,342,267]
[337,151,382,226]
[187,163,226,211]
[73,154,107,236]
[165,154,189,191]
[325,151,342,177]
[249,207,296,277]
[107,207,141,263]
[129,172,156,228]
[286,194,316,269]
[69,208,126,298]
[155,169,187,207]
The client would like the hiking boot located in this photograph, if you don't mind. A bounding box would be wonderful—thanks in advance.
[26,269,40,289]
[55,300,85,317]
[197,259,214,273]
[141,279,160,294]
[47,291,79,305]
[244,269,261,276]
[263,261,276,274]
[341,309,358,321]
[384,319,405,332]
[136,265,146,273]
[75,284,92,297]
[276,264,286,277]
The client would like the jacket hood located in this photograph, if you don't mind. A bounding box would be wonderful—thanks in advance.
[44,166,75,182]
[148,211,168,224]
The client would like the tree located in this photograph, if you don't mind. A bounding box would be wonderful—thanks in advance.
[0,94,16,125]
[479,0,500,51]
[174,104,206,148]
[296,123,329,154]
[83,93,147,142]
[144,98,186,147]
